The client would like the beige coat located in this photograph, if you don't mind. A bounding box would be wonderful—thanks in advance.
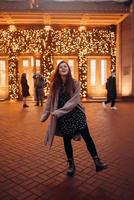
[40,80,85,148]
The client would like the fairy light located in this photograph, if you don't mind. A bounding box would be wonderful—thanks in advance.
[0,26,116,99]
[8,55,19,99]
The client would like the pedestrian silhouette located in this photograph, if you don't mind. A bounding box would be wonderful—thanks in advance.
[102,70,117,110]
[33,73,45,106]
[20,73,30,108]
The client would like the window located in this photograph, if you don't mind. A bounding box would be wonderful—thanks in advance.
[0,60,6,87]
[101,59,107,85]
[22,60,29,68]
[36,59,40,67]
[90,59,96,85]
[68,60,74,78]
[57,60,63,65]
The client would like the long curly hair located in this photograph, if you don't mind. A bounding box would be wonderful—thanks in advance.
[50,61,75,103]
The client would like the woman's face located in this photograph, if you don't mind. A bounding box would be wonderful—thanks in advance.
[58,62,69,76]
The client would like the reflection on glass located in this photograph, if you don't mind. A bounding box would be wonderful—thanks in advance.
[0,60,6,86]
[36,59,40,67]
[31,57,34,67]
[68,60,74,78]
[36,59,41,73]
[23,60,29,68]
[101,60,107,85]
[90,59,96,85]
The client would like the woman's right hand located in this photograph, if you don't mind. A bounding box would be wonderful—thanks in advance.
[40,114,46,122]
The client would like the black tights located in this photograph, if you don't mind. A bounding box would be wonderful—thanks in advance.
[105,98,115,107]
[63,125,98,160]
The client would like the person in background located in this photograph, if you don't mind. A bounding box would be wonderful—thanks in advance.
[102,70,117,110]
[40,61,108,176]
[29,0,39,8]
[33,73,45,106]
[20,73,30,108]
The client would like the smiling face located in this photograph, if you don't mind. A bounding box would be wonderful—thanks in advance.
[58,62,70,77]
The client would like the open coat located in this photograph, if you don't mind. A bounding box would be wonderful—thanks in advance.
[40,80,85,148]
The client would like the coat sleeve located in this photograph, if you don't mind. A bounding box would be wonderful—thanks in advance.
[53,81,81,118]
[40,93,52,122]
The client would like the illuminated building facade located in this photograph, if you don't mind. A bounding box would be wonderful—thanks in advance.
[0,0,133,100]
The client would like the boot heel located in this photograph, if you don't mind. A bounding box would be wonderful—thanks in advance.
[94,157,108,172]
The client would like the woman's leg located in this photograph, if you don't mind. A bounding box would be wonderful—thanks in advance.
[63,135,73,160]
[23,97,26,105]
[80,125,108,172]
[111,98,115,107]
[23,97,29,107]
[35,89,39,106]
[104,98,111,105]
[80,125,98,158]
[63,135,75,176]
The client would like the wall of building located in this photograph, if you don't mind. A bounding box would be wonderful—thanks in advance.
[121,9,133,97]
[0,26,116,99]
[131,2,134,96]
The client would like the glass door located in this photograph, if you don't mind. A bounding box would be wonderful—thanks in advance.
[87,56,111,97]
[19,56,34,97]
[0,58,8,99]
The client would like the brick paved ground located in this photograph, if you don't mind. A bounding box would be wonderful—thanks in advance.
[0,101,134,200]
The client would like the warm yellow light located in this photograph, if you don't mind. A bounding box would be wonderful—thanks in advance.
[122,80,132,96]
[44,25,52,31]
[9,25,17,32]
[78,26,87,32]
[0,26,116,99]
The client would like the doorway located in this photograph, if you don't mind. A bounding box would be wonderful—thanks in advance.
[0,57,8,99]
[87,56,111,98]
[19,56,41,97]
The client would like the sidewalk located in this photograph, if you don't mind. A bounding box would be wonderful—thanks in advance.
[0,101,134,200]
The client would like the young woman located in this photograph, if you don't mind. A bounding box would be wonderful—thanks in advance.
[21,73,30,108]
[40,61,108,176]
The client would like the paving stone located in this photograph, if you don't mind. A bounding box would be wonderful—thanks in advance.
[0,101,134,200]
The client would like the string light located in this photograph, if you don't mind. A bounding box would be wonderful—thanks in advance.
[0,26,116,99]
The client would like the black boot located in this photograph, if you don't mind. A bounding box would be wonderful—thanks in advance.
[67,159,76,176]
[23,104,29,108]
[93,156,108,172]
[35,102,39,106]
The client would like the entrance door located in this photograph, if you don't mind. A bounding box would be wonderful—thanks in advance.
[19,56,35,97]
[87,56,111,98]
[19,56,41,98]
[0,58,8,99]
[53,56,78,80]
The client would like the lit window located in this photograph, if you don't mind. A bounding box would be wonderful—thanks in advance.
[68,60,74,78]
[90,59,96,85]
[23,60,29,68]
[57,60,63,65]
[101,60,107,85]
[36,59,40,67]
[0,60,6,87]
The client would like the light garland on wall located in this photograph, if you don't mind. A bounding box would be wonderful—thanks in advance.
[0,26,116,99]
[8,55,20,99]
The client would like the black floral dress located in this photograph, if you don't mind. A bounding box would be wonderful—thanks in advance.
[57,84,87,138]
